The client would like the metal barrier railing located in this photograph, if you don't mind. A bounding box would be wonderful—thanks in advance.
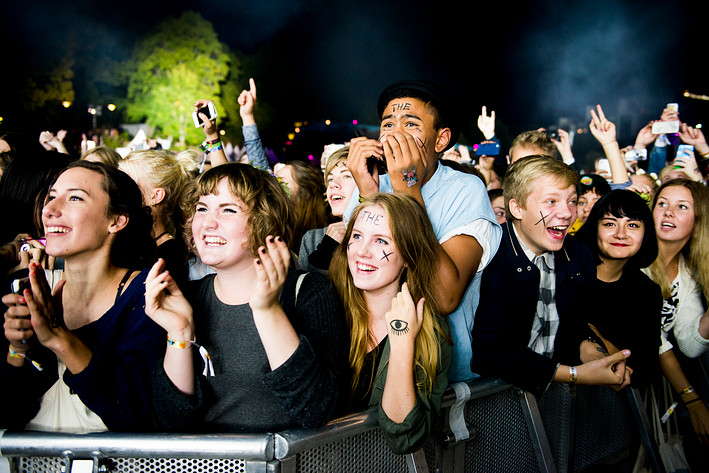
[0,378,665,473]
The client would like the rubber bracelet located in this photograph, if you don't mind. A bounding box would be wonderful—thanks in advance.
[684,398,702,406]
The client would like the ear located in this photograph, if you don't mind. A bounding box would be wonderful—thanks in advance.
[108,214,129,234]
[149,187,166,206]
[434,128,452,154]
[508,198,524,220]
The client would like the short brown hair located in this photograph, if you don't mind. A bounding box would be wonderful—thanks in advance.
[181,163,294,256]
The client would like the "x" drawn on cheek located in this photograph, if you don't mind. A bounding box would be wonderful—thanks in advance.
[381,250,393,261]
[535,211,551,226]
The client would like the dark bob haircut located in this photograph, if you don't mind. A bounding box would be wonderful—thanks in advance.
[575,189,657,270]
[44,160,156,270]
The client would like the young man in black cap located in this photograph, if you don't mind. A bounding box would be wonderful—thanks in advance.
[344,79,501,383]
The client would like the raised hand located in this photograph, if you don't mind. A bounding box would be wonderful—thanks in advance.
[250,236,291,312]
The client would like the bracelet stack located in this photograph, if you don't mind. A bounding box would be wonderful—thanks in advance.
[199,138,223,154]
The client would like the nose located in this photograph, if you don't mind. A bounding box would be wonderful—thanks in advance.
[42,197,61,219]
[200,211,218,229]
[614,223,627,239]
[355,239,373,258]
[558,202,575,221]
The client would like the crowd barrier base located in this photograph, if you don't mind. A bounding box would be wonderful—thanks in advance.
[0,377,666,473]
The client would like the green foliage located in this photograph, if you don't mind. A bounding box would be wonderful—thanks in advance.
[26,57,75,110]
[124,11,240,146]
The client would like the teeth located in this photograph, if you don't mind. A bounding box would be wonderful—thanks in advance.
[331,195,343,201]
[357,263,376,272]
[204,236,226,245]
[46,226,69,233]
[661,223,675,228]
[549,226,567,231]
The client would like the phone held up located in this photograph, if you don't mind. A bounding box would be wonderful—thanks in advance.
[651,102,680,135]
[193,102,218,128]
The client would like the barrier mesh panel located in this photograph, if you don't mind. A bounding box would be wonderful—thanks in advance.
[537,383,572,472]
[13,457,248,473]
[463,389,541,473]
[295,428,409,473]
[573,386,637,472]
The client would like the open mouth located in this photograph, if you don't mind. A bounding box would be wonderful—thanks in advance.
[45,226,70,234]
[547,225,568,239]
[203,235,227,246]
[330,194,344,202]
[660,222,676,229]
[356,262,377,272]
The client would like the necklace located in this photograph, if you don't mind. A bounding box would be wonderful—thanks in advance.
[154,231,170,241]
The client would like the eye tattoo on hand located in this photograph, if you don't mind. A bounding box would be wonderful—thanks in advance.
[389,319,409,335]
[381,250,393,261]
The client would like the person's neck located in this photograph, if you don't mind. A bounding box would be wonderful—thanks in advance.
[419,159,439,187]
[596,258,626,283]
[658,240,683,280]
[213,262,259,305]
[62,255,126,304]
[364,285,400,344]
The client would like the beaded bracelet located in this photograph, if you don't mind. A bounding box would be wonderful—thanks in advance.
[8,347,43,371]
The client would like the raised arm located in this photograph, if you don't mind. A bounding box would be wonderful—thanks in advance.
[237,78,270,170]
[589,105,627,184]
[194,99,228,167]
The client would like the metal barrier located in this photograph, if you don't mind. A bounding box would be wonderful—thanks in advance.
[0,378,664,473]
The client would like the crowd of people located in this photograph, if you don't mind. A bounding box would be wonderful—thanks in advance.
[1,78,709,469]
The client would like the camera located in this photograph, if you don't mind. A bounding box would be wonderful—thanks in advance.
[624,149,647,162]
[11,277,30,296]
[192,102,218,128]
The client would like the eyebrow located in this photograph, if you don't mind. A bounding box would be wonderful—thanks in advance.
[50,187,90,195]
[381,113,423,122]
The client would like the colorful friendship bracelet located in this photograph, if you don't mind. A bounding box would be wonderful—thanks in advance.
[681,386,695,397]
[8,347,43,371]
[166,336,215,377]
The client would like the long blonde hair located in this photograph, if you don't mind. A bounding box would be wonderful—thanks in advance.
[330,193,450,396]
[647,178,709,300]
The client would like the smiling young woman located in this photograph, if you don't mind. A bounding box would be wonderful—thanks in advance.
[330,193,451,455]
[1,160,164,433]
[575,190,661,387]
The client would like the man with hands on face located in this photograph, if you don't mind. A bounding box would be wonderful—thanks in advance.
[343,80,501,383]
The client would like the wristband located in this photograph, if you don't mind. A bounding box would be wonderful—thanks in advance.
[569,366,577,384]
[8,348,43,371]
[166,336,215,377]
[684,398,702,406]
[681,386,695,397]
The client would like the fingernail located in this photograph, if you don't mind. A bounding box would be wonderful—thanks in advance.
[260,247,267,254]
[276,236,282,242]
[268,236,275,243]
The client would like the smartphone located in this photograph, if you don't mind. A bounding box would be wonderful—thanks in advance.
[475,141,501,156]
[674,144,694,169]
[192,102,218,128]
[667,103,679,112]
[596,158,611,175]
[625,149,647,162]
[11,277,30,296]
[652,121,680,135]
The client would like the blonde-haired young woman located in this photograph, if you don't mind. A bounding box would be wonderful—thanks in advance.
[330,193,451,455]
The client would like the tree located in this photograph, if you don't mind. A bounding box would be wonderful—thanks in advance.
[124,12,240,147]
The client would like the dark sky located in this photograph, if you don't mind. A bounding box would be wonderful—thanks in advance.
[1,0,705,150]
